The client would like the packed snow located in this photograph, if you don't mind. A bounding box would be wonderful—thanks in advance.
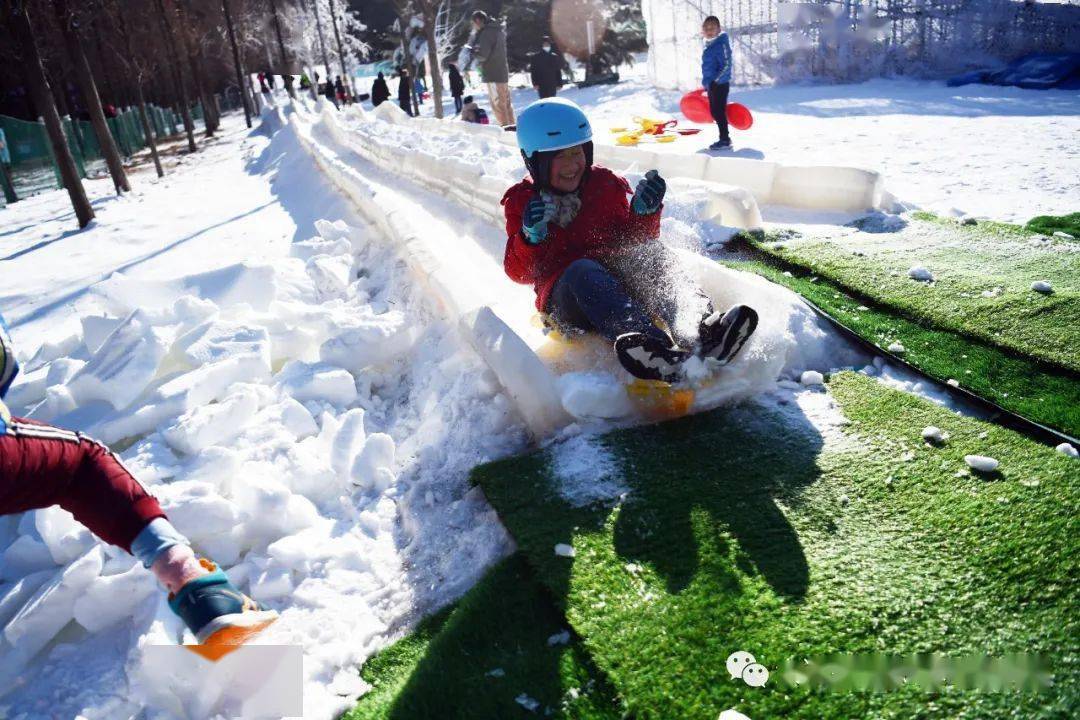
[965,455,1001,473]
[922,426,947,444]
[0,113,523,718]
[1056,443,1078,459]
[1,57,1072,717]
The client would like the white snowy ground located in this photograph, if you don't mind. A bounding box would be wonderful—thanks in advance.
[453,62,1080,224]
[0,114,522,718]
[1,64,1070,718]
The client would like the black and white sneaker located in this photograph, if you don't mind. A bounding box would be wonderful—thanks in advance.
[697,305,758,364]
[614,332,690,383]
[708,140,733,151]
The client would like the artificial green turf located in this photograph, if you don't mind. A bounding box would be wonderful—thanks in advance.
[473,373,1080,719]
[1026,212,1080,239]
[344,554,625,720]
[745,214,1080,373]
[722,255,1080,439]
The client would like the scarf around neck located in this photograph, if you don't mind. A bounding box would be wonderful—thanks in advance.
[539,188,583,228]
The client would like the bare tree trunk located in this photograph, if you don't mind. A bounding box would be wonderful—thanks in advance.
[55,0,130,194]
[221,0,252,128]
[311,0,331,82]
[8,4,93,228]
[328,0,353,100]
[92,20,120,107]
[136,86,164,178]
[269,0,296,99]
[174,2,219,135]
[154,0,197,152]
[421,4,444,119]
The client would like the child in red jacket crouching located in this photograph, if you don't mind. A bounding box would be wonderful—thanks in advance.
[502,98,757,382]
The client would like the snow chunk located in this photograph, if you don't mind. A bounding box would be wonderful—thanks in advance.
[921,426,946,444]
[964,455,999,473]
[557,372,634,419]
[1031,280,1053,295]
[554,544,576,558]
[250,561,294,602]
[887,342,906,354]
[73,564,156,633]
[907,266,933,282]
[515,694,540,712]
[174,320,273,373]
[306,254,355,301]
[162,385,262,455]
[552,435,628,507]
[547,630,571,646]
[155,481,242,545]
[275,361,358,407]
[4,547,103,662]
[799,370,825,386]
[66,311,168,410]
[36,507,95,566]
[350,433,396,493]
[1055,442,1078,459]
[330,408,368,480]
[1,535,57,578]
[318,311,417,374]
[1052,231,1074,240]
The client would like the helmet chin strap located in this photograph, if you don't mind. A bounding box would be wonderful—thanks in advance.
[522,142,594,194]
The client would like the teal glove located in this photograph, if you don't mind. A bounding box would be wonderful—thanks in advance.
[522,195,556,245]
[631,169,666,215]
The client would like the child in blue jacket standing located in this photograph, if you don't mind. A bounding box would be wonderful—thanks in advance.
[701,15,733,151]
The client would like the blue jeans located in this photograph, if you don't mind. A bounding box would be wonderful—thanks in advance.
[547,258,669,344]
[547,243,715,348]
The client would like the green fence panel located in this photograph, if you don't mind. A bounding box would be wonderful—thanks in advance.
[76,119,102,161]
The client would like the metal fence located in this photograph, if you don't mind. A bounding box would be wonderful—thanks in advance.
[642,0,1080,89]
[0,102,200,207]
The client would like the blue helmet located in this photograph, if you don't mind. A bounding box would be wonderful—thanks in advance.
[515,98,594,191]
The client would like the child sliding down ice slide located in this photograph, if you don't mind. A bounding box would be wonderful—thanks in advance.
[501,98,758,383]
[0,314,276,658]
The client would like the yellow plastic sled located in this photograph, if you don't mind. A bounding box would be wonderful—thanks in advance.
[534,314,700,421]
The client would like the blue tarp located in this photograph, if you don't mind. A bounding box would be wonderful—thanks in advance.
[948,53,1080,90]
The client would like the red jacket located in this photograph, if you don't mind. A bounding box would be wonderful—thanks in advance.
[502,166,663,312]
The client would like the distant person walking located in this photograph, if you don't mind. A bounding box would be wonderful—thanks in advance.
[258,72,270,94]
[448,62,465,114]
[371,72,390,108]
[701,15,733,151]
[467,11,515,127]
[334,76,346,105]
[529,36,564,99]
[398,69,413,116]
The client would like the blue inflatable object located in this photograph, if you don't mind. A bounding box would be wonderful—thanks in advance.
[515,98,593,156]
[948,53,1080,90]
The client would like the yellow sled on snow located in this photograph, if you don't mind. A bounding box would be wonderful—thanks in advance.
[533,314,704,421]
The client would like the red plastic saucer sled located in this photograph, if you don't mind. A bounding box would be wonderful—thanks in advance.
[679,89,753,130]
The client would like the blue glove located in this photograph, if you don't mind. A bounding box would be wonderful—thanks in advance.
[631,170,666,215]
[521,195,556,245]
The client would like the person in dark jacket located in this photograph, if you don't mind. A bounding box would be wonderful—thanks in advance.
[529,36,564,99]
[371,72,391,107]
[334,76,347,105]
[447,62,465,114]
[397,69,413,116]
[323,75,339,109]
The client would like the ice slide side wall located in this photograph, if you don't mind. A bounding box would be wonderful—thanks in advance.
[370,98,885,215]
[288,106,571,439]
